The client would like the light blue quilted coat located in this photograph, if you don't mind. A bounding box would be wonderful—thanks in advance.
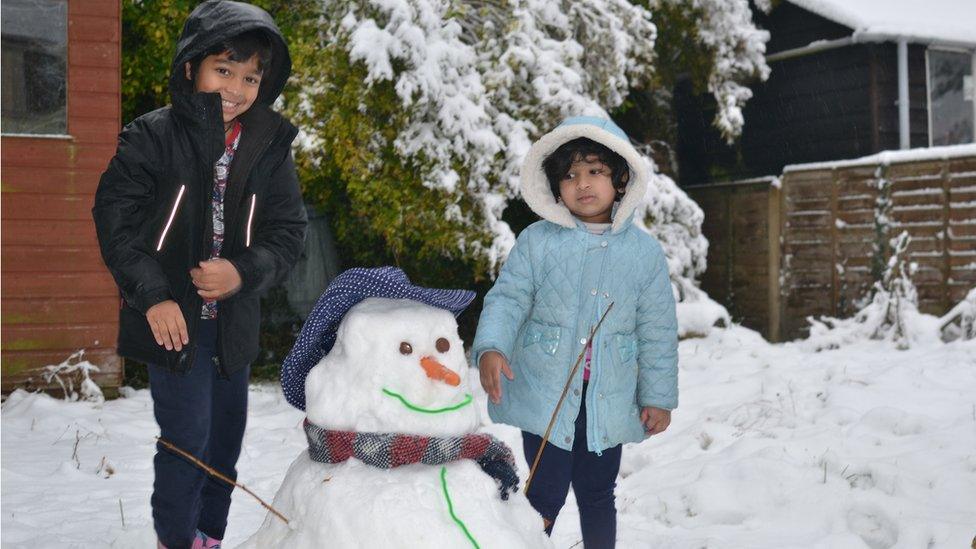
[471,117,678,453]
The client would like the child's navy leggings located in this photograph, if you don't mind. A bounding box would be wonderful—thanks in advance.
[521,382,622,549]
[148,319,249,549]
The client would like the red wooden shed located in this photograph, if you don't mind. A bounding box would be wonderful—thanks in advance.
[2,0,123,394]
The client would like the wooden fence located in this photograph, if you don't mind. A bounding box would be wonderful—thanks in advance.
[685,178,782,341]
[687,146,976,341]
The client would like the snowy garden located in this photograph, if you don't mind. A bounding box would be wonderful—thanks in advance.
[2,295,975,547]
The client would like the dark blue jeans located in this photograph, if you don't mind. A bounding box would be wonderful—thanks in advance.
[148,319,249,549]
[522,383,622,549]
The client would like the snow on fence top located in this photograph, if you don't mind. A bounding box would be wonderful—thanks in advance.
[788,0,976,46]
[783,144,976,173]
[682,175,781,189]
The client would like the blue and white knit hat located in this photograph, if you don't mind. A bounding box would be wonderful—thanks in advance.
[281,266,476,411]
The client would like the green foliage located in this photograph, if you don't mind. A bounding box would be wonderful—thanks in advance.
[614,0,724,175]
[253,286,303,381]
[647,1,715,97]
[287,41,496,289]
[121,0,191,123]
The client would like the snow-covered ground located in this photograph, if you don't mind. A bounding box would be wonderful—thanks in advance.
[2,326,974,548]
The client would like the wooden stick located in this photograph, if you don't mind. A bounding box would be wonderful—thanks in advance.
[156,437,290,525]
[524,302,615,495]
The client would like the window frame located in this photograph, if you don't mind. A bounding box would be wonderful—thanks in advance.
[925,46,976,147]
[0,0,70,139]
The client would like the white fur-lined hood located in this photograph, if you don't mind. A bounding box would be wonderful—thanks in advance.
[520,116,648,234]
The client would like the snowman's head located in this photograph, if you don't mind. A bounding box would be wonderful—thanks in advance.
[304,298,478,436]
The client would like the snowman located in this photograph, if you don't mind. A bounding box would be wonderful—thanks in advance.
[242,267,553,548]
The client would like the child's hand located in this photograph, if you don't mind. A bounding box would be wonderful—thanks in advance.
[640,406,671,436]
[478,351,514,405]
[146,300,189,351]
[190,259,242,300]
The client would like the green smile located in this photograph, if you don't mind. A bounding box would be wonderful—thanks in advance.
[381,388,473,414]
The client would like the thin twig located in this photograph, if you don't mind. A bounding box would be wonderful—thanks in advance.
[52,424,72,445]
[72,430,81,469]
[156,437,289,525]
[525,302,615,495]
[118,498,126,528]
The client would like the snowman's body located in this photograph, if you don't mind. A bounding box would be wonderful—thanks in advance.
[244,455,547,548]
[243,298,552,548]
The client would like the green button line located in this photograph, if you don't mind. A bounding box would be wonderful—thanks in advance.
[440,466,480,548]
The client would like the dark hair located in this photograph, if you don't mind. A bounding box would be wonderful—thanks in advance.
[188,29,273,80]
[542,137,630,200]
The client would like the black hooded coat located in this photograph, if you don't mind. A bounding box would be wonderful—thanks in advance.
[93,1,307,375]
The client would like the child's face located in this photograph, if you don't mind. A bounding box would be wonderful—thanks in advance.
[185,51,263,128]
[557,155,621,224]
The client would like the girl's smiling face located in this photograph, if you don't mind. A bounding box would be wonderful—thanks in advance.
[558,155,621,223]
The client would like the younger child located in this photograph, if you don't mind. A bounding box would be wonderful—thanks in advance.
[472,117,678,548]
[93,2,307,548]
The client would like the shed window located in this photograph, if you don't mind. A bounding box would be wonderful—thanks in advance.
[1,0,68,135]
[927,49,975,146]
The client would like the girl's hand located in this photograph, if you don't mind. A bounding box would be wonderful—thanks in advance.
[478,351,514,404]
[146,300,188,351]
[190,259,242,300]
[641,406,671,435]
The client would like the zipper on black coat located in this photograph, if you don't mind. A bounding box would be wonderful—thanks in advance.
[181,102,223,375]
[215,111,279,373]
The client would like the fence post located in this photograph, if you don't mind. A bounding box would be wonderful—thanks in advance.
[830,168,840,317]
[941,158,952,312]
[725,186,735,317]
[768,180,782,342]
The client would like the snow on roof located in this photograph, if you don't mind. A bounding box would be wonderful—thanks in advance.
[783,143,976,172]
[788,0,976,47]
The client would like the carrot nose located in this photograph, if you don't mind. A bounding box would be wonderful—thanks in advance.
[420,356,460,386]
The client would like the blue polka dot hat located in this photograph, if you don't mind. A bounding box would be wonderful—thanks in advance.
[280,266,476,411]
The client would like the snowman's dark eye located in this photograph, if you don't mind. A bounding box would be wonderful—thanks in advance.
[435,338,450,353]
[399,342,413,355]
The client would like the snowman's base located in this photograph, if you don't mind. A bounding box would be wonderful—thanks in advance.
[240,452,553,549]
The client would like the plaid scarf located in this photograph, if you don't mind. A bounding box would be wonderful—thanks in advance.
[304,419,519,500]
